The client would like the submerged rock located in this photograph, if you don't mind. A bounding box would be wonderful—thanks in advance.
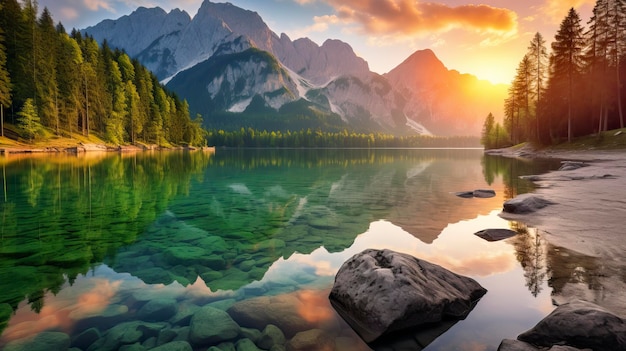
[189,306,241,346]
[502,194,554,214]
[4,332,70,351]
[329,249,487,343]
[474,228,517,242]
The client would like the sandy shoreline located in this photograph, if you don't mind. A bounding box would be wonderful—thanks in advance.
[492,147,626,317]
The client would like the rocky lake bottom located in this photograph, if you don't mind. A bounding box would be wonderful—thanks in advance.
[1,148,611,351]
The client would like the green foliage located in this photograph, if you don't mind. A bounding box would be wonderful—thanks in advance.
[17,98,42,140]
[0,3,205,145]
[207,127,481,148]
[0,4,11,109]
[481,112,511,149]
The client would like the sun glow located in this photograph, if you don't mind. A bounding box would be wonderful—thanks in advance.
[472,63,515,85]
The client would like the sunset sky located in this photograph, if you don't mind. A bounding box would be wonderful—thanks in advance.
[38,0,595,85]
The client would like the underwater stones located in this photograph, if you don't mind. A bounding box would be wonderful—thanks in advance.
[257,324,286,350]
[4,332,70,351]
[287,329,334,351]
[71,327,101,349]
[71,304,129,332]
[329,248,487,343]
[169,302,201,326]
[189,306,241,346]
[164,246,216,267]
[228,290,338,338]
[194,236,229,254]
[133,267,174,285]
[235,338,264,351]
[474,228,518,242]
[243,239,286,254]
[138,298,177,322]
[150,341,193,351]
[228,295,318,338]
[88,321,166,350]
[239,259,256,272]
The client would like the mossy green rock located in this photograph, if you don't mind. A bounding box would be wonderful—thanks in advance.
[189,306,241,346]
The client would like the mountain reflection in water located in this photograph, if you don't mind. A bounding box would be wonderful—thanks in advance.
[1,148,598,351]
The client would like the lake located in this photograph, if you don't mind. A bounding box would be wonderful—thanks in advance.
[0,148,577,350]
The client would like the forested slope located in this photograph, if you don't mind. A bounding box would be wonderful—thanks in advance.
[0,0,205,146]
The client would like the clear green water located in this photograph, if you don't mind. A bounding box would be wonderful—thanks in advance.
[0,149,569,350]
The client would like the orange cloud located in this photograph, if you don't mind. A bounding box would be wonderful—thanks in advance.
[319,0,518,36]
[541,0,595,22]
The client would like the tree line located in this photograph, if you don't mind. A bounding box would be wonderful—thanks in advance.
[482,0,625,149]
[207,128,481,148]
[0,0,205,146]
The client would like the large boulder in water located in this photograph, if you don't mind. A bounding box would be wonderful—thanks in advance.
[329,249,487,343]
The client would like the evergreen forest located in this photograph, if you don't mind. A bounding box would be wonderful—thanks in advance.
[207,128,481,148]
[482,1,626,149]
[0,0,205,146]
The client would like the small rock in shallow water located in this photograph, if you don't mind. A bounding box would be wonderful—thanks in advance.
[474,229,517,242]
[473,189,496,198]
[503,194,554,214]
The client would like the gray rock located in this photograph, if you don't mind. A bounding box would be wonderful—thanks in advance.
[138,298,177,322]
[257,324,286,350]
[189,306,241,346]
[473,189,496,198]
[455,189,496,198]
[4,332,70,351]
[150,341,193,351]
[329,249,487,343]
[518,300,626,350]
[502,194,554,214]
[474,228,517,242]
[559,161,588,171]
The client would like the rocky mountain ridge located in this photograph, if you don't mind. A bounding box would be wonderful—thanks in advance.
[83,0,507,136]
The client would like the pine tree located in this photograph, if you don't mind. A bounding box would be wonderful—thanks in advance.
[17,98,42,141]
[0,4,12,137]
[36,7,59,128]
[551,8,586,142]
[527,32,549,141]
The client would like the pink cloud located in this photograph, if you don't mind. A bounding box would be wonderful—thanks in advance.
[317,0,518,36]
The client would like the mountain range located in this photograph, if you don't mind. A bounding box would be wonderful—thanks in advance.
[83,0,507,136]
